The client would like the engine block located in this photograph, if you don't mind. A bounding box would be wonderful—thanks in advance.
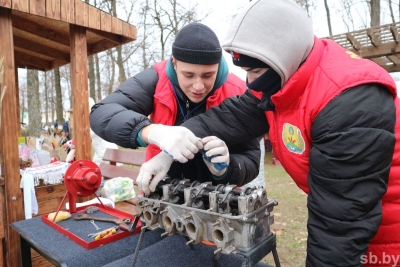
[137,178,279,265]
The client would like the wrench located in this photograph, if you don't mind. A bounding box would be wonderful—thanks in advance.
[90,220,101,230]
[74,214,131,225]
[74,214,132,231]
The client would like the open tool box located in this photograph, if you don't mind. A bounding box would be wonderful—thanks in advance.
[42,160,141,249]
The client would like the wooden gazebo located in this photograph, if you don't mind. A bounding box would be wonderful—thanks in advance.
[329,21,400,73]
[0,0,136,266]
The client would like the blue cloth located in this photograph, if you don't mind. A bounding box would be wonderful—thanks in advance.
[200,149,228,171]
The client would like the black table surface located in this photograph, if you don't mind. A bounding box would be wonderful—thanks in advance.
[11,215,273,267]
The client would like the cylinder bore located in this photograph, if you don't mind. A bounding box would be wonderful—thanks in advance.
[163,215,173,228]
[144,210,152,222]
[213,229,224,242]
[186,222,196,234]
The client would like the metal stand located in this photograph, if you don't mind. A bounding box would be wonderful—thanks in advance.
[236,233,281,267]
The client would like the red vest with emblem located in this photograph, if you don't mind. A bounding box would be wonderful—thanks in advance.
[146,60,246,161]
[264,37,400,265]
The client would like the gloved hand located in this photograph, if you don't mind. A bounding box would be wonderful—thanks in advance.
[148,124,203,163]
[201,136,230,177]
[136,151,174,195]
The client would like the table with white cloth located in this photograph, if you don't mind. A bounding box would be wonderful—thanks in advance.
[20,161,70,219]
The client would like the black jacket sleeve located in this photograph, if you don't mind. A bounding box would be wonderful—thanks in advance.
[307,84,395,267]
[89,67,158,148]
[182,90,269,145]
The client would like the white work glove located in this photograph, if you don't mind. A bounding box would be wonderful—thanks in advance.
[148,124,203,163]
[136,151,174,195]
[201,136,230,177]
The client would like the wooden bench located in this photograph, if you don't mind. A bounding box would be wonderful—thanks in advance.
[99,148,146,214]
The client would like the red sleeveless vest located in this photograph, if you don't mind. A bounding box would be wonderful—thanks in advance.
[146,60,246,161]
[263,37,399,265]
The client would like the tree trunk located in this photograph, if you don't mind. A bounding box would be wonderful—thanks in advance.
[324,0,333,36]
[388,0,395,23]
[88,55,96,100]
[44,72,49,126]
[107,49,115,95]
[95,54,102,101]
[370,0,380,27]
[27,69,41,136]
[54,68,64,124]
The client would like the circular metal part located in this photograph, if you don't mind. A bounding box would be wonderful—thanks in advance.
[64,160,102,197]
[85,206,99,214]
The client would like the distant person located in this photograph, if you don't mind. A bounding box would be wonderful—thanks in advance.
[54,119,58,130]
[62,119,70,141]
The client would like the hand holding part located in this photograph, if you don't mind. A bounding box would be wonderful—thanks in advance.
[148,124,203,163]
[201,136,229,177]
[136,151,174,195]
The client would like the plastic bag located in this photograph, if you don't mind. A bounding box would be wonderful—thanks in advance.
[100,177,135,203]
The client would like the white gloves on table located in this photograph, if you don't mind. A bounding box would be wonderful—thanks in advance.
[148,124,203,163]
[201,136,230,177]
[136,151,174,195]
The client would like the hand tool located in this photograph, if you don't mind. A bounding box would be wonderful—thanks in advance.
[73,214,131,230]
[88,226,118,238]
[90,220,101,230]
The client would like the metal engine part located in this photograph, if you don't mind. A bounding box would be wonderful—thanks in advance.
[137,178,280,266]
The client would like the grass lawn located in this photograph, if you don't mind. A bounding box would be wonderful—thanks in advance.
[261,151,308,267]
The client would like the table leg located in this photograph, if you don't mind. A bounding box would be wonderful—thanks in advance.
[20,236,32,267]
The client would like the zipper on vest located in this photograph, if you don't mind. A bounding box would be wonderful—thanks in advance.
[186,100,190,119]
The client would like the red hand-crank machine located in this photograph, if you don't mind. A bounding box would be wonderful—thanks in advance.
[42,160,141,249]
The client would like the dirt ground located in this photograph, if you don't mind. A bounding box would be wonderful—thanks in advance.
[261,152,308,267]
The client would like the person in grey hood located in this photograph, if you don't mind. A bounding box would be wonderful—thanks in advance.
[140,0,400,266]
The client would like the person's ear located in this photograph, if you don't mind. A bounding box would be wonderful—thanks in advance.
[171,56,177,71]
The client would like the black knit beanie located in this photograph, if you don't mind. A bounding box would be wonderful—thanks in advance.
[231,51,270,68]
[172,23,222,65]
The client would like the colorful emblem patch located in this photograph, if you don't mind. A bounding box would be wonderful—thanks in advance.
[282,123,305,154]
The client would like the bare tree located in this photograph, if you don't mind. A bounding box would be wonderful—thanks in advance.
[27,69,41,136]
[388,0,396,22]
[95,54,102,101]
[54,68,64,124]
[369,0,381,26]
[295,0,315,16]
[43,72,49,125]
[324,0,333,36]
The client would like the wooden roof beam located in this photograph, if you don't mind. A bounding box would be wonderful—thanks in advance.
[88,39,119,55]
[12,16,70,47]
[387,55,400,65]
[367,29,381,47]
[346,33,362,51]
[13,36,70,63]
[14,51,52,70]
[350,42,400,58]
[390,25,399,44]
[87,28,124,44]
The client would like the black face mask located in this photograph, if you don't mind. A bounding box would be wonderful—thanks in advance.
[246,69,282,111]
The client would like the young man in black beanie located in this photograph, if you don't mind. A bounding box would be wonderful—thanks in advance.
[90,22,261,195]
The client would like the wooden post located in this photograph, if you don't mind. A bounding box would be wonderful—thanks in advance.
[69,24,91,161]
[0,7,24,267]
[15,68,21,137]
[70,24,92,203]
